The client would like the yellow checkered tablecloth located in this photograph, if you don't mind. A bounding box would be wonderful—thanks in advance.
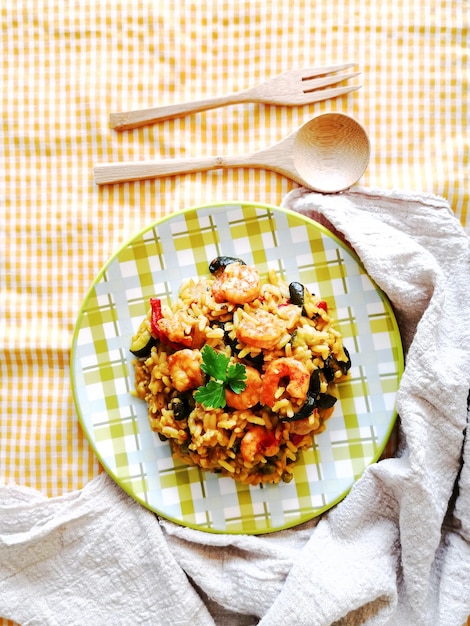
[1,0,468,492]
[0,1,469,615]
[0,1,468,624]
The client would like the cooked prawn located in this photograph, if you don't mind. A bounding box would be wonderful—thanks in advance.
[276,303,302,330]
[167,348,205,392]
[157,310,205,348]
[260,357,310,408]
[240,425,280,463]
[225,365,262,410]
[236,308,286,350]
[211,262,261,304]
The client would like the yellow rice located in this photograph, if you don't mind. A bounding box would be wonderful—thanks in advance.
[132,265,350,486]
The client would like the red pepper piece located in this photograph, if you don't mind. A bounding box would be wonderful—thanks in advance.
[149,297,189,350]
[258,432,279,453]
[317,300,328,312]
[149,298,164,339]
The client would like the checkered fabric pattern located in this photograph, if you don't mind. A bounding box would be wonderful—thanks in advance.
[0,0,467,561]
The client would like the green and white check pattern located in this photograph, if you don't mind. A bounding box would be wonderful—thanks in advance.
[71,203,404,534]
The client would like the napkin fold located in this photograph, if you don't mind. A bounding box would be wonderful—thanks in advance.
[0,473,215,626]
[1,187,469,626]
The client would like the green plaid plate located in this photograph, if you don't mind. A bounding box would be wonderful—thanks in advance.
[71,202,404,534]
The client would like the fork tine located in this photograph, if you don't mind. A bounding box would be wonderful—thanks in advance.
[302,84,362,104]
[301,71,361,93]
[299,85,362,104]
[300,63,356,80]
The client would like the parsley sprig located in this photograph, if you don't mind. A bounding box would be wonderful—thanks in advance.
[194,345,246,409]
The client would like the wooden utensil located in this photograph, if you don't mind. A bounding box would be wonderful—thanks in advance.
[94,113,370,193]
[109,64,360,130]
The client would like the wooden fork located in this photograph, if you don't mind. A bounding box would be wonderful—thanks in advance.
[109,64,360,130]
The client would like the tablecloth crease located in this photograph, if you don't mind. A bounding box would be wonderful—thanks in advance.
[1,187,469,626]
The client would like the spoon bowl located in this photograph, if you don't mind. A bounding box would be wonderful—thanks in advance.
[94,112,370,193]
[293,112,370,193]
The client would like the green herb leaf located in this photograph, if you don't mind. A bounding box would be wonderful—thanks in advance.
[194,380,227,409]
[195,345,247,409]
[226,362,247,393]
[199,345,230,381]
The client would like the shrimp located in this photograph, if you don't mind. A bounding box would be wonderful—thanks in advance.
[240,425,280,463]
[260,357,310,408]
[211,262,261,304]
[167,348,205,392]
[225,365,262,410]
[236,309,286,350]
[276,303,302,330]
[157,310,205,348]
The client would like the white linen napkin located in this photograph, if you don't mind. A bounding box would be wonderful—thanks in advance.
[1,187,469,626]
[0,473,215,626]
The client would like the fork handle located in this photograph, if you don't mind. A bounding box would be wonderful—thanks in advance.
[94,155,256,185]
[109,92,248,130]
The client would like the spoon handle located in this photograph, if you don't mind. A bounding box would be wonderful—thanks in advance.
[94,155,263,185]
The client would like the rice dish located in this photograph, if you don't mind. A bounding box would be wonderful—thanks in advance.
[131,256,351,486]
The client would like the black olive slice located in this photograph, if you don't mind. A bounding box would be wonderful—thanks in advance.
[209,256,246,274]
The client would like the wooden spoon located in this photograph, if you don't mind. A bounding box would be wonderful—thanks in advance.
[94,113,370,193]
